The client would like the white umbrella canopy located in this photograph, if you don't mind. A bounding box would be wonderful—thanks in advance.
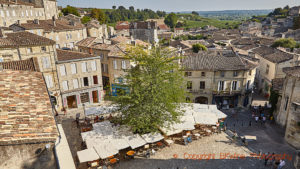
[141,133,164,143]
[208,105,227,119]
[93,142,119,159]
[193,112,218,125]
[77,148,99,163]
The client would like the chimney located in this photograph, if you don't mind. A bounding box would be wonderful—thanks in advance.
[33,19,39,24]
[16,20,20,25]
[52,16,56,27]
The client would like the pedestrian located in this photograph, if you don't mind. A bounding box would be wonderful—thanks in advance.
[263,116,266,124]
[264,152,270,166]
[255,116,259,123]
[277,160,285,169]
[249,120,252,126]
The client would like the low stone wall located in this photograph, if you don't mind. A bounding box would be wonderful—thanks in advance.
[0,142,56,169]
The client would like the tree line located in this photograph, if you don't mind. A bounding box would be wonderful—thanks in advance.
[61,5,167,24]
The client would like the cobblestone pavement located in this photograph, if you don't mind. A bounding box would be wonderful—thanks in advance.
[114,108,297,169]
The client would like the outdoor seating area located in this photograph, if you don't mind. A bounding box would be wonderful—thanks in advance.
[76,103,227,168]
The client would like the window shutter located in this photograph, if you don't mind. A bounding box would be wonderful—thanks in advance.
[62,81,68,91]
[60,65,66,76]
[73,79,78,89]
[48,76,53,88]
[71,63,77,74]
[231,81,233,91]
[122,60,126,69]
[237,81,240,90]
[113,60,117,69]
[82,62,87,72]
[224,81,227,91]
[91,61,97,71]
[218,81,220,91]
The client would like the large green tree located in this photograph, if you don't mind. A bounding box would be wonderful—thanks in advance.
[272,38,297,49]
[164,13,178,28]
[192,44,207,53]
[61,5,80,16]
[115,46,186,134]
[91,8,107,24]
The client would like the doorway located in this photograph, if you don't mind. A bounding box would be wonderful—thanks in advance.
[67,95,77,109]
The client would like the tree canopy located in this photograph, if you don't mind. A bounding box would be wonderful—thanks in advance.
[272,38,297,49]
[192,44,207,53]
[81,16,91,24]
[61,5,80,16]
[115,46,186,134]
[164,13,178,28]
[91,8,106,24]
[191,11,199,16]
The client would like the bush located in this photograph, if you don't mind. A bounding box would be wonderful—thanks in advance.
[192,44,207,53]
[272,38,297,49]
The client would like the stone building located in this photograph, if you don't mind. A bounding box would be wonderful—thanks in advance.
[289,6,300,16]
[0,70,58,169]
[0,31,62,110]
[181,50,257,108]
[86,19,108,40]
[239,21,262,36]
[0,0,58,27]
[9,18,87,49]
[129,21,158,43]
[251,46,296,95]
[56,49,103,110]
[276,66,300,150]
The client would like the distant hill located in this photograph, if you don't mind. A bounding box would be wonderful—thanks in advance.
[180,10,273,20]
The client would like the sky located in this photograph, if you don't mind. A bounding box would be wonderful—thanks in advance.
[58,0,300,12]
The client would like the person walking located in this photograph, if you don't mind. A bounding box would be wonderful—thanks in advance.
[255,116,259,123]
[264,152,270,166]
[263,116,266,124]
[277,160,285,169]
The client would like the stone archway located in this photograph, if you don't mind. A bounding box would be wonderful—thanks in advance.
[195,96,208,104]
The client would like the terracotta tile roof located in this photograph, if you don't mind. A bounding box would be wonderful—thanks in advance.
[272,78,285,91]
[182,50,257,71]
[0,70,58,145]
[0,58,37,71]
[111,36,131,44]
[283,66,300,78]
[76,37,97,47]
[56,49,97,62]
[17,19,85,32]
[116,21,129,30]
[158,24,170,30]
[107,44,126,57]
[252,46,294,63]
[231,38,254,46]
[0,31,55,48]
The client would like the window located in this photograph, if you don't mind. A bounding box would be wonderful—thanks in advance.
[102,64,108,73]
[37,30,41,36]
[71,63,77,74]
[80,92,89,103]
[35,11,38,17]
[81,62,87,72]
[284,97,289,111]
[218,81,225,91]
[93,75,98,84]
[233,71,238,77]
[56,44,60,49]
[41,46,46,52]
[27,48,33,53]
[220,71,225,77]
[266,64,270,74]
[30,10,33,16]
[60,65,66,76]
[45,75,53,88]
[83,77,89,86]
[6,11,9,17]
[187,81,192,90]
[0,10,4,17]
[73,79,79,89]
[12,10,15,17]
[201,72,205,77]
[121,60,126,69]
[62,81,68,91]
[246,80,250,90]
[42,57,51,69]
[113,60,117,69]
[66,34,69,40]
[69,33,72,39]
[249,70,252,76]
[91,61,97,71]
[185,72,192,77]
[21,11,24,17]
[200,81,205,89]
[56,35,59,41]
[231,81,238,91]
[77,32,80,38]
[25,10,28,16]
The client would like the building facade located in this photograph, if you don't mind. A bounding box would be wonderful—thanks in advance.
[276,66,300,149]
[182,50,257,108]
[129,21,158,43]
[56,49,103,110]
[0,0,58,27]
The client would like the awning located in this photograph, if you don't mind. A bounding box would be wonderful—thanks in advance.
[85,105,118,116]
[208,105,227,119]
[141,133,164,143]
[193,112,218,125]
[125,134,147,149]
[77,148,99,163]
[93,143,119,159]
[252,100,268,106]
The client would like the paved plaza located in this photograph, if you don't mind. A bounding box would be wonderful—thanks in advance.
[113,109,297,169]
